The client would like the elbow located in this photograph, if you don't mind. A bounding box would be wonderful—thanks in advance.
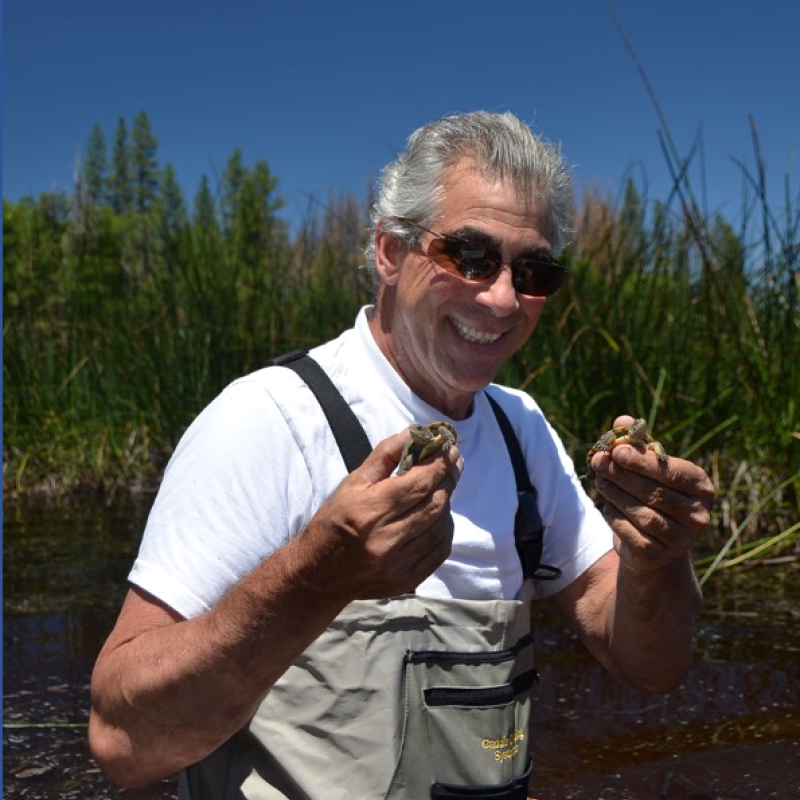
[89,712,163,789]
[88,716,137,788]
[626,646,696,694]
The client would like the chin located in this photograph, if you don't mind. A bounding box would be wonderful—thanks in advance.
[447,367,501,396]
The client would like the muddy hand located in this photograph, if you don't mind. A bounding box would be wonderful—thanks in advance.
[303,430,463,599]
[589,415,715,572]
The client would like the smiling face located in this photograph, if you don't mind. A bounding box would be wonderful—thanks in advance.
[369,160,555,419]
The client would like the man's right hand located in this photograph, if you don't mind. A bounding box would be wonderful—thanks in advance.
[298,430,463,601]
[89,430,462,788]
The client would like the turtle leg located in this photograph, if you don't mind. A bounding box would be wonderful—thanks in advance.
[594,431,617,453]
[648,440,669,461]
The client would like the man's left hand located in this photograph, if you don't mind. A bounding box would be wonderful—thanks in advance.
[588,415,715,573]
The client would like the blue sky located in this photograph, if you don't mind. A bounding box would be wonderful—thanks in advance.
[3,0,798,233]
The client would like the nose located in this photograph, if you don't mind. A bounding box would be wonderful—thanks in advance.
[474,265,520,317]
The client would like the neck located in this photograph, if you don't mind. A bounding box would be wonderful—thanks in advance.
[366,300,475,420]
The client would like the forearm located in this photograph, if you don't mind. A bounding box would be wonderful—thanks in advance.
[582,437,712,692]
[605,553,702,691]
[89,533,348,788]
[90,433,459,788]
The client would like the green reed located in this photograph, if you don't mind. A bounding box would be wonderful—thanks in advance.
[2,186,372,495]
[501,173,799,569]
[3,150,798,574]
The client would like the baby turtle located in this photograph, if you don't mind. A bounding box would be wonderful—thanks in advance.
[585,418,667,480]
[397,422,457,475]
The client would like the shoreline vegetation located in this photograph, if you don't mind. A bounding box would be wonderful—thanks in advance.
[4,112,799,580]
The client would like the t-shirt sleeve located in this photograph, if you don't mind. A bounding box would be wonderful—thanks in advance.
[128,375,314,619]
[494,388,614,600]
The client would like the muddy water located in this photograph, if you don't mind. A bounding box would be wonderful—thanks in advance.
[3,496,799,800]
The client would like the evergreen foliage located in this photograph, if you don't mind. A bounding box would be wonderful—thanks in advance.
[131,111,160,214]
[84,123,108,206]
[3,115,798,565]
[110,118,133,214]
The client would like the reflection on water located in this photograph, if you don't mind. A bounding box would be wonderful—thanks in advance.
[3,496,177,800]
[3,496,799,800]
[531,581,800,798]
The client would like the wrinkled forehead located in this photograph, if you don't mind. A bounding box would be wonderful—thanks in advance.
[432,159,554,244]
[437,157,550,216]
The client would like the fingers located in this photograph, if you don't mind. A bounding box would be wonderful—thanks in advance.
[607,444,714,499]
[373,455,460,583]
[603,508,678,572]
[596,449,712,527]
[597,479,697,559]
[345,428,463,528]
[592,444,715,572]
[355,431,463,513]
[356,431,412,484]
[305,430,462,599]
[370,437,462,592]
[391,467,458,544]
[397,500,456,593]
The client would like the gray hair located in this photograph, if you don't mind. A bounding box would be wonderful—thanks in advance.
[364,110,573,282]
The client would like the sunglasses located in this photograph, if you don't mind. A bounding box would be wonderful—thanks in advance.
[398,218,568,297]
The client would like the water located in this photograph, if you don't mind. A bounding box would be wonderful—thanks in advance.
[3,496,799,799]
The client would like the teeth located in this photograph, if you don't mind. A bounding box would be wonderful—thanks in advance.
[452,318,502,344]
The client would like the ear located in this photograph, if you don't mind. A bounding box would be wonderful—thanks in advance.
[374,222,406,286]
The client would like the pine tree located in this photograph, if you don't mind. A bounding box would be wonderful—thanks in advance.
[155,164,187,267]
[221,148,245,235]
[226,159,283,272]
[251,160,284,222]
[190,173,222,299]
[110,117,132,214]
[193,174,218,233]
[131,111,160,214]
[84,123,108,206]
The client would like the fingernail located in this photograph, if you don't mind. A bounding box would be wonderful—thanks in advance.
[614,446,631,464]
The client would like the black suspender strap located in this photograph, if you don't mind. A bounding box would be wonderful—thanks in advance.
[268,350,373,473]
[268,350,558,582]
[484,393,533,492]
[485,392,562,582]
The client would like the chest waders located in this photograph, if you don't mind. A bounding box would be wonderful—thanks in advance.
[179,354,560,800]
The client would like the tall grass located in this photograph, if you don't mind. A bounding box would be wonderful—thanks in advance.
[591,14,800,573]
[2,186,373,495]
[3,146,798,574]
[500,157,799,573]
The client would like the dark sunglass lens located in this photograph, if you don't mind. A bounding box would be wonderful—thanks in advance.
[456,252,497,281]
[424,229,566,294]
[513,261,567,296]
[428,238,498,281]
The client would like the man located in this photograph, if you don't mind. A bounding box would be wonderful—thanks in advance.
[89,111,714,798]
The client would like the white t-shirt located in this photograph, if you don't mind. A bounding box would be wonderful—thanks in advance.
[129,307,612,619]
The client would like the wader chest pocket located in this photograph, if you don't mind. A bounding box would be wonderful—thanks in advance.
[392,637,535,797]
[424,669,537,708]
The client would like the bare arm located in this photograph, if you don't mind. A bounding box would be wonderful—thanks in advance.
[89,432,461,788]
[547,416,714,692]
